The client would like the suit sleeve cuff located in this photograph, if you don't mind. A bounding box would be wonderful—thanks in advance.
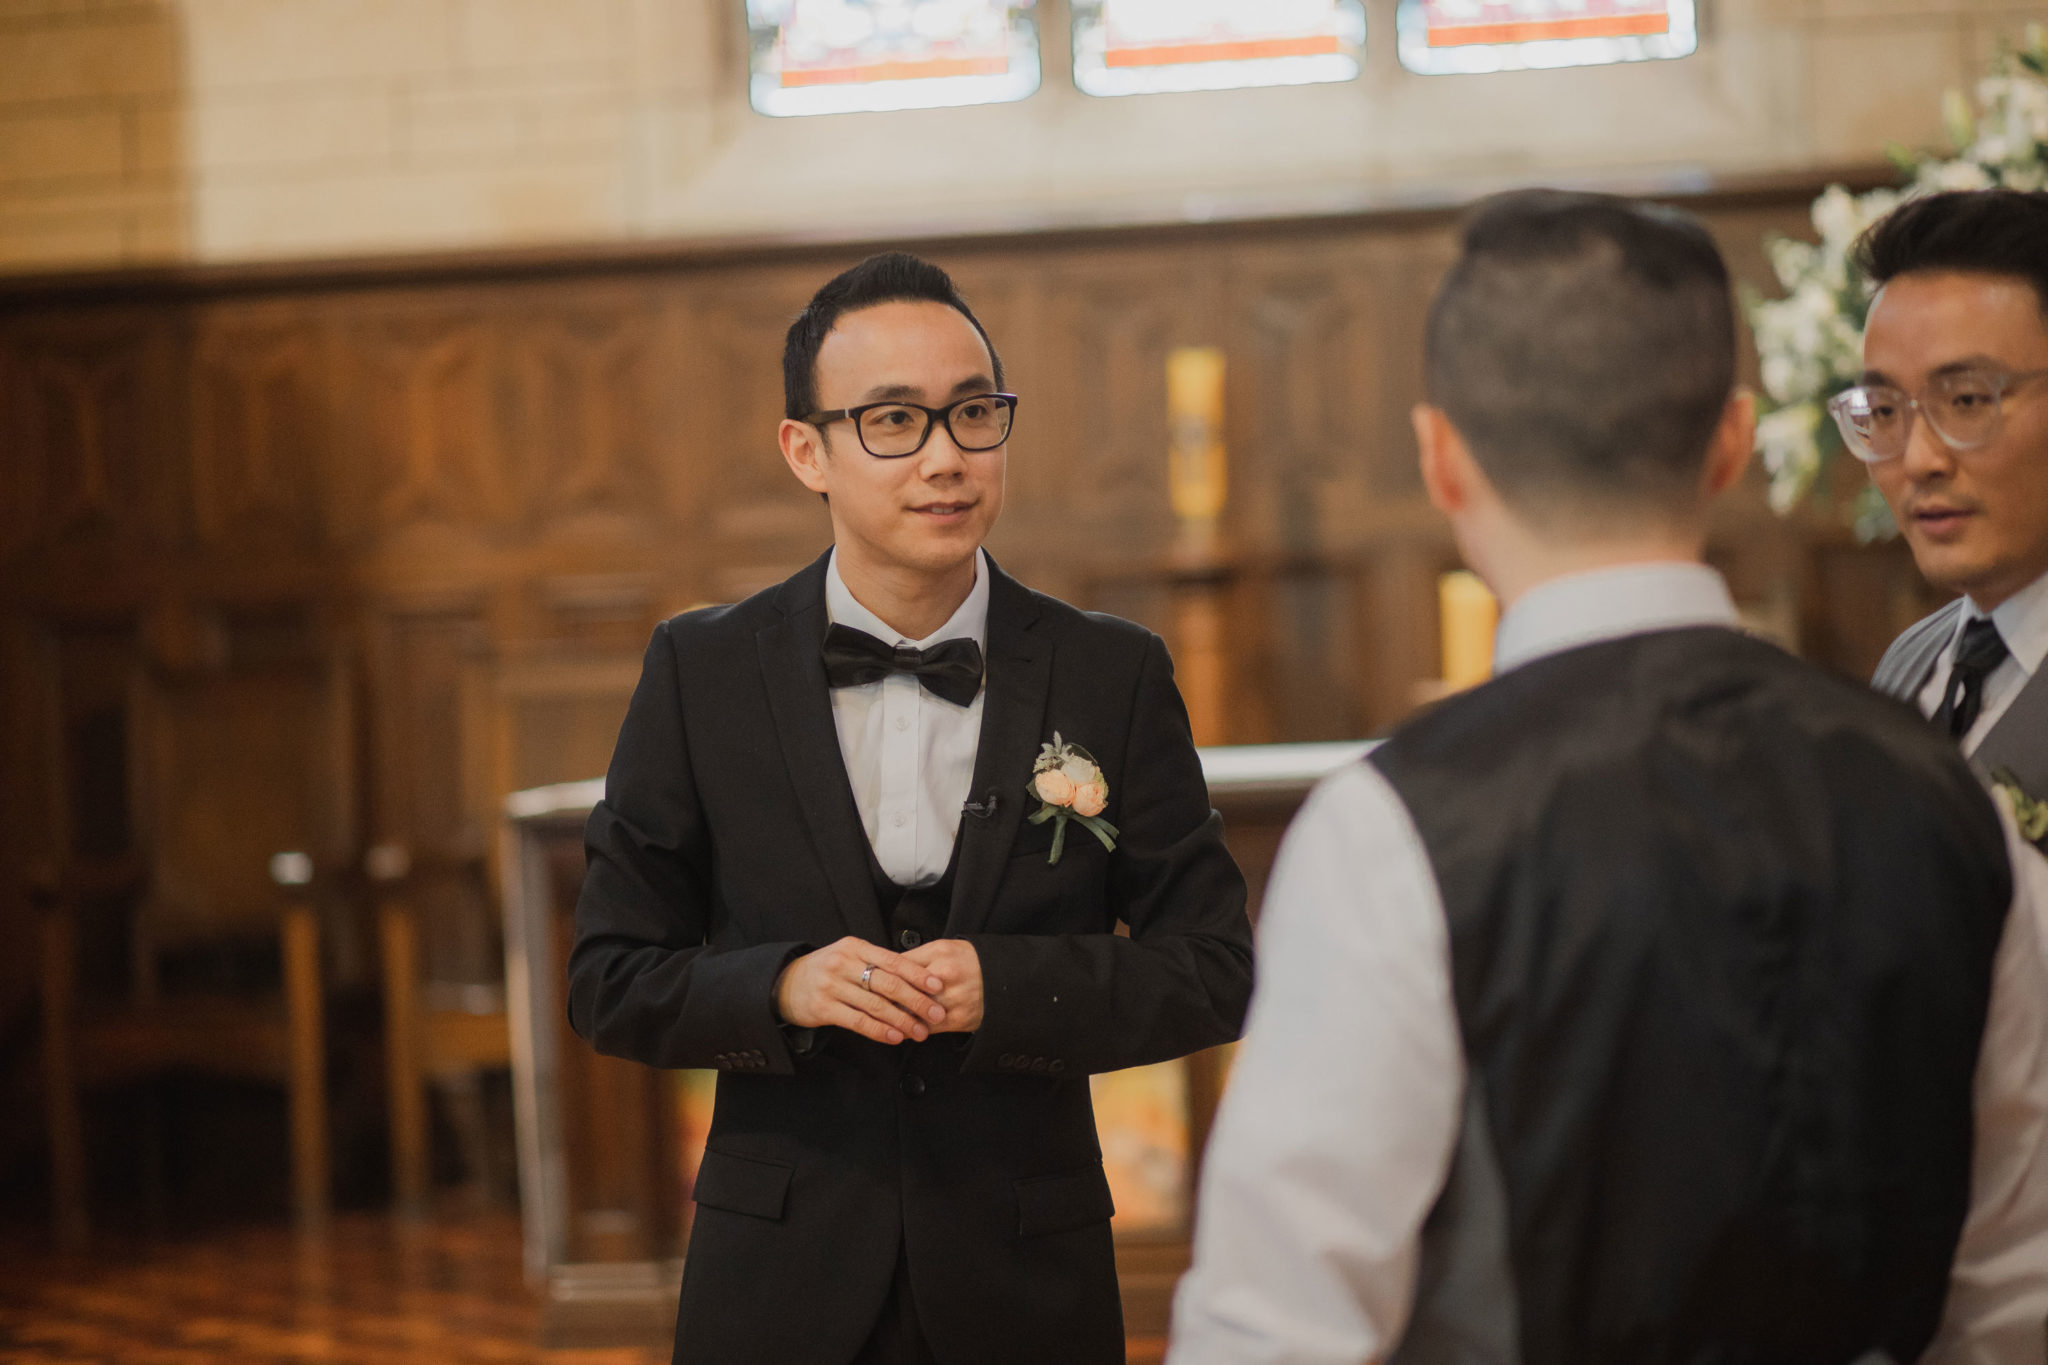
[683,940,810,1075]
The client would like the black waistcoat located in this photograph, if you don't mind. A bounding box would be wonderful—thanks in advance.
[864,836,959,954]
[1372,627,2012,1365]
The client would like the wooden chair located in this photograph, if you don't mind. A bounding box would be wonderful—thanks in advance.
[36,852,331,1246]
[370,842,513,1216]
[34,630,357,1246]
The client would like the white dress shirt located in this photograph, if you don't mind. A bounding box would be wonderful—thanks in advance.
[1170,562,2048,1365]
[1915,569,2048,755]
[825,548,988,888]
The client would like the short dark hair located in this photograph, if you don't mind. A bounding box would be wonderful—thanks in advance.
[783,252,1004,420]
[1855,188,2048,318]
[1424,189,1736,523]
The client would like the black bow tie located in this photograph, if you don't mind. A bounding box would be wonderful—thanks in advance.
[822,623,984,707]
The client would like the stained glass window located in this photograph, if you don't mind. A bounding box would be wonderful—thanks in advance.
[1072,0,1365,99]
[1397,0,1697,76]
[747,0,1040,118]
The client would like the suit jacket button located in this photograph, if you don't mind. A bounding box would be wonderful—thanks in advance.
[999,1053,1017,1069]
[901,1074,926,1097]
[898,929,922,949]
[1048,1060,1066,1075]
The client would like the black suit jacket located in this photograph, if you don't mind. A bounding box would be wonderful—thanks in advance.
[567,551,1254,1365]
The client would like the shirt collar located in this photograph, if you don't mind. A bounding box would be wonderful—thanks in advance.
[825,547,990,651]
[1493,561,1741,676]
[1960,569,2048,680]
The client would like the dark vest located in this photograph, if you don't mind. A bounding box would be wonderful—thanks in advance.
[1374,627,2012,1365]
[865,838,958,955]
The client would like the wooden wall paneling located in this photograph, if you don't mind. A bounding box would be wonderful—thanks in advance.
[1031,244,1227,562]
[0,331,40,567]
[505,286,666,547]
[336,301,512,555]
[0,312,187,586]
[1357,531,1458,733]
[1797,534,1948,683]
[928,258,1061,595]
[1221,231,1417,742]
[1357,226,1460,510]
[681,267,837,602]
[189,303,330,554]
[1223,233,1390,555]
[1258,561,1366,742]
[0,613,48,1033]
[367,601,496,983]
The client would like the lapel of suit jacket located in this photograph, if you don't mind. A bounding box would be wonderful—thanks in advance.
[1874,600,1963,701]
[947,559,1051,939]
[1970,655,2048,795]
[757,552,889,946]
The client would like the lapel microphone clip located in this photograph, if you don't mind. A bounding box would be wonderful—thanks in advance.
[961,790,1002,820]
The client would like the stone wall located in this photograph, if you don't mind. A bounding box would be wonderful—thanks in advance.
[0,0,2038,269]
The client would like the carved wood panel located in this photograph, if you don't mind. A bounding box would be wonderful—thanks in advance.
[1030,246,1224,551]
[506,292,664,542]
[0,316,180,556]
[680,269,835,597]
[191,308,328,549]
[1225,236,1391,552]
[338,310,511,540]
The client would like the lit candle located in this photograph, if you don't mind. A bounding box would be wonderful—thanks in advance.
[1167,347,1227,526]
[1439,570,1498,689]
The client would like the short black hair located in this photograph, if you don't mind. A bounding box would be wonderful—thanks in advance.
[783,252,1004,420]
[1424,189,1736,524]
[1855,188,2048,318]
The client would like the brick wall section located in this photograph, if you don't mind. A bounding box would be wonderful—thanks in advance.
[0,0,2040,272]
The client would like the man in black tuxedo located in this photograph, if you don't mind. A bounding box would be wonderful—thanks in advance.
[568,251,1253,1365]
[1860,192,2048,798]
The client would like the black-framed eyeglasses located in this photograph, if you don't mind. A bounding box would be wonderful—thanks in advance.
[1827,366,2048,464]
[806,393,1018,459]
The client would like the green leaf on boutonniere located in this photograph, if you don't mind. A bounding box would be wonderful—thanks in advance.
[1990,768,2048,843]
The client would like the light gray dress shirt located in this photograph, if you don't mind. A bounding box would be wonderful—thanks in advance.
[1915,569,2048,756]
[1170,562,2048,1365]
[824,548,989,888]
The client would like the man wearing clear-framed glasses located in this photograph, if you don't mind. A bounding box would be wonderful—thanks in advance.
[1861,191,2048,775]
[568,251,1252,1364]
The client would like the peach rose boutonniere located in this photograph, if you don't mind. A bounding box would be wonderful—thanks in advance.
[1028,732,1118,866]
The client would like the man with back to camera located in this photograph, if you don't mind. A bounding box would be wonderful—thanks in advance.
[1168,191,2048,1364]
[1861,191,2048,799]
[567,251,1254,1365]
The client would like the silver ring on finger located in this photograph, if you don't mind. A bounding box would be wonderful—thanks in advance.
[859,964,877,991]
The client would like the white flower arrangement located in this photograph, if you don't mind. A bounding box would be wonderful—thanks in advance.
[1744,24,2048,538]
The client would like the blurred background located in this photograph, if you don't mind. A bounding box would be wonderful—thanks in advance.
[0,1,2032,1358]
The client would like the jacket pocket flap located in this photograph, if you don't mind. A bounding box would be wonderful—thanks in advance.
[693,1148,792,1221]
[1015,1164,1115,1237]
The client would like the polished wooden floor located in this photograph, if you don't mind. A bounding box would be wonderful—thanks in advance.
[0,1212,1168,1363]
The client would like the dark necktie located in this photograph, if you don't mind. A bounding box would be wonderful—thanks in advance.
[1933,616,2010,739]
[822,623,984,707]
